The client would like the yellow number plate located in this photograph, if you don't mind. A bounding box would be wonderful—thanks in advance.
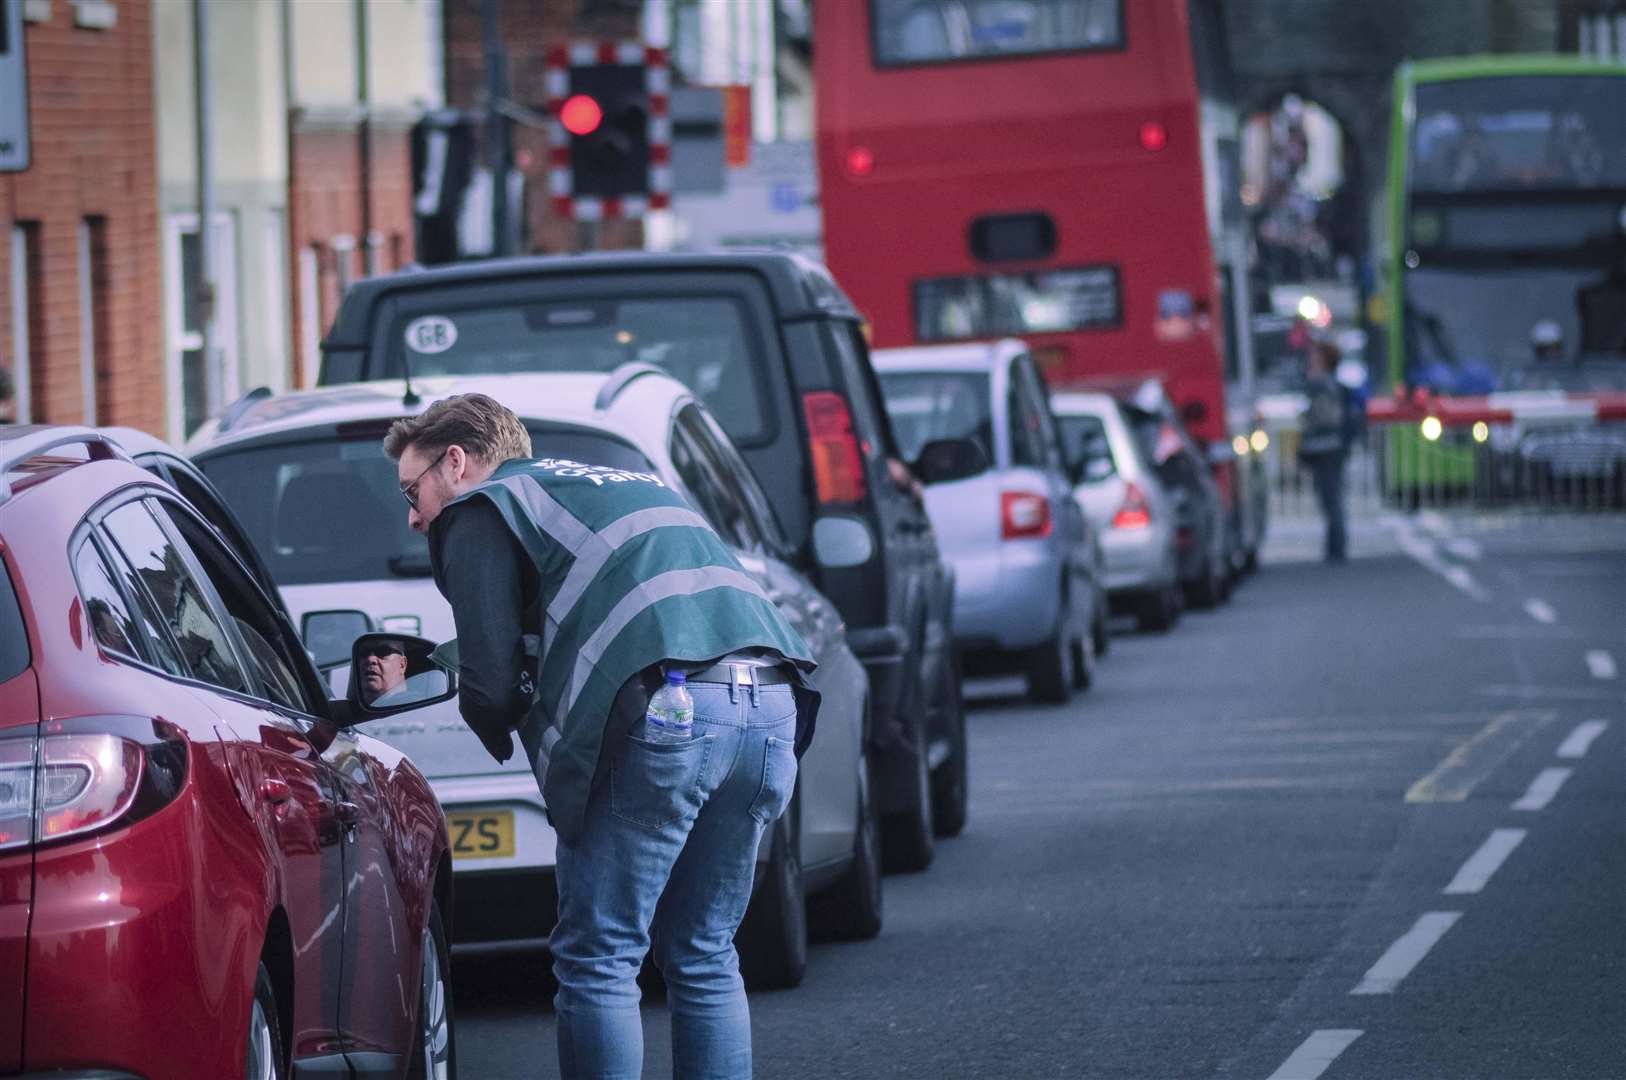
[447,809,516,860]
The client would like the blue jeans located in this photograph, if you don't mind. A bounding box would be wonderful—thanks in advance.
[552,682,798,1080]
[1307,452,1348,561]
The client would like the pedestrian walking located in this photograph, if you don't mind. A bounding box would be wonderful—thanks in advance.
[383,393,819,1080]
[1298,338,1351,562]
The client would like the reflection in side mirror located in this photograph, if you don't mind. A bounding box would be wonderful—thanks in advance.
[1180,400,1208,427]
[349,632,458,719]
[304,609,374,670]
[914,437,989,486]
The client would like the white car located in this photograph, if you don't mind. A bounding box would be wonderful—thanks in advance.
[189,367,880,988]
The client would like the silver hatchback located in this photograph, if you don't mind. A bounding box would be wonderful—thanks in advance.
[1050,392,1183,632]
[874,340,1103,704]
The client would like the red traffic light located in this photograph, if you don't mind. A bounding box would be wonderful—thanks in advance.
[561,95,604,137]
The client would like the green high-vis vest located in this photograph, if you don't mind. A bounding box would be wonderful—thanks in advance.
[444,457,816,844]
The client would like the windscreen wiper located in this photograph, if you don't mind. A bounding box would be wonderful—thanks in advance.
[388,554,435,577]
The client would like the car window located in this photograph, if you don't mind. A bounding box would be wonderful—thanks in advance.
[97,535,191,677]
[101,500,251,696]
[154,498,321,716]
[670,408,766,553]
[1017,359,1066,471]
[525,423,653,472]
[877,371,993,463]
[826,323,900,464]
[1007,366,1047,468]
[1056,414,1116,480]
[691,406,790,555]
[72,538,143,661]
[164,460,270,581]
[0,555,28,685]
[387,294,775,445]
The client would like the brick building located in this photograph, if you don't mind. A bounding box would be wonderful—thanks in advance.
[0,0,164,431]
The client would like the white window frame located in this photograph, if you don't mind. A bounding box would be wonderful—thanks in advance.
[78,220,96,424]
[8,227,31,424]
[164,211,241,440]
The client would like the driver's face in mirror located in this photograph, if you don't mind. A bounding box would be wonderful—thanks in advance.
[361,641,409,703]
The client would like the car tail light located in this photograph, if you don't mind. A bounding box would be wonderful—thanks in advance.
[0,721,188,852]
[803,392,867,505]
[1111,482,1152,530]
[1001,491,1052,540]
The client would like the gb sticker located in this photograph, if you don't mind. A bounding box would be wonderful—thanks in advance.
[404,315,458,355]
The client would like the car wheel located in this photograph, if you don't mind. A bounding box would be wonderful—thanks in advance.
[880,705,936,873]
[1136,586,1178,633]
[1091,590,1110,658]
[1026,611,1075,704]
[1071,624,1096,691]
[929,660,968,839]
[1185,554,1224,610]
[810,761,883,941]
[408,899,455,1080]
[738,812,807,990]
[246,962,286,1080]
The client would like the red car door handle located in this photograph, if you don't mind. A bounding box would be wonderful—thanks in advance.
[259,778,292,805]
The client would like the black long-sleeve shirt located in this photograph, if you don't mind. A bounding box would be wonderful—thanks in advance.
[428,497,542,762]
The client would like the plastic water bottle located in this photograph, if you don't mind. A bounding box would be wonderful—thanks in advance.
[644,671,694,743]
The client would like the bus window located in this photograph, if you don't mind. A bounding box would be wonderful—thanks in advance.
[872,0,1123,66]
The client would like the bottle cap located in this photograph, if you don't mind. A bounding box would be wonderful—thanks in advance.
[666,670,687,686]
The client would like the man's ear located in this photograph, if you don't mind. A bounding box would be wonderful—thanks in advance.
[446,444,467,479]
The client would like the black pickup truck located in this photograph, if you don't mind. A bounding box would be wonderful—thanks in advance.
[320,251,968,871]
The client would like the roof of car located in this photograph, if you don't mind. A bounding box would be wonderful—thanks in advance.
[188,370,696,466]
[870,338,1028,373]
[322,250,861,349]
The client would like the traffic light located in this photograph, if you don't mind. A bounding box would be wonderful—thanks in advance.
[565,61,650,200]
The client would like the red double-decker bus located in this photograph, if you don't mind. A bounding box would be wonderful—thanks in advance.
[814,0,1251,459]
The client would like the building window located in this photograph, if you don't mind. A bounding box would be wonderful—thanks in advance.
[81,216,111,424]
[166,212,240,437]
[7,224,38,424]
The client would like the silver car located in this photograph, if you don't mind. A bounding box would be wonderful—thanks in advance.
[874,339,1103,704]
[1051,392,1184,633]
[188,368,879,989]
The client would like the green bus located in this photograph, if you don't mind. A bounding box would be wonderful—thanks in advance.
[1385,55,1626,495]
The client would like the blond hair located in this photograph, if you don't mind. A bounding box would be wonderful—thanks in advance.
[382,393,533,464]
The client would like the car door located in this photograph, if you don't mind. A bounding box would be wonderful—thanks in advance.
[96,495,350,1066]
[148,495,419,1073]
[670,403,861,869]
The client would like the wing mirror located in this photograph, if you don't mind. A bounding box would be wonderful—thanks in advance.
[347,632,458,720]
[913,437,989,485]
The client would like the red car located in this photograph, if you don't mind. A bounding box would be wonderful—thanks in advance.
[0,427,457,1079]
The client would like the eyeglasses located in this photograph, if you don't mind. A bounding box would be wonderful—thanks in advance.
[400,448,449,511]
[365,645,405,659]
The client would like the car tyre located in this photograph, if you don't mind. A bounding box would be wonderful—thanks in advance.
[738,812,807,990]
[1185,554,1225,610]
[1091,590,1111,658]
[1136,586,1179,633]
[408,899,455,1080]
[1070,623,1096,691]
[880,709,936,873]
[810,762,884,941]
[1026,612,1076,705]
[929,660,968,839]
[246,962,286,1080]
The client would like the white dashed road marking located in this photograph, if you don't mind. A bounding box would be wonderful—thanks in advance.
[1444,829,1527,895]
[1265,1030,1365,1080]
[1351,912,1462,995]
[1585,650,1617,680]
[1557,720,1608,759]
[1444,536,1482,561]
[1523,598,1557,624]
[1512,767,1573,811]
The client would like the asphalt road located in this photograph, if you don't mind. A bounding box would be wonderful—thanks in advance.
[450,513,1625,1080]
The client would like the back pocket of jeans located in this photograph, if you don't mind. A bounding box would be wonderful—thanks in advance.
[611,734,713,831]
[747,735,798,826]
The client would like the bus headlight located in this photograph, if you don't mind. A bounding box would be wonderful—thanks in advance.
[1421,416,1444,442]
[1232,435,1250,457]
[1250,429,1270,454]
[1471,421,1489,443]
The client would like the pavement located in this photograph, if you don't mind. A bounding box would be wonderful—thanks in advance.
[450,510,1625,1079]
